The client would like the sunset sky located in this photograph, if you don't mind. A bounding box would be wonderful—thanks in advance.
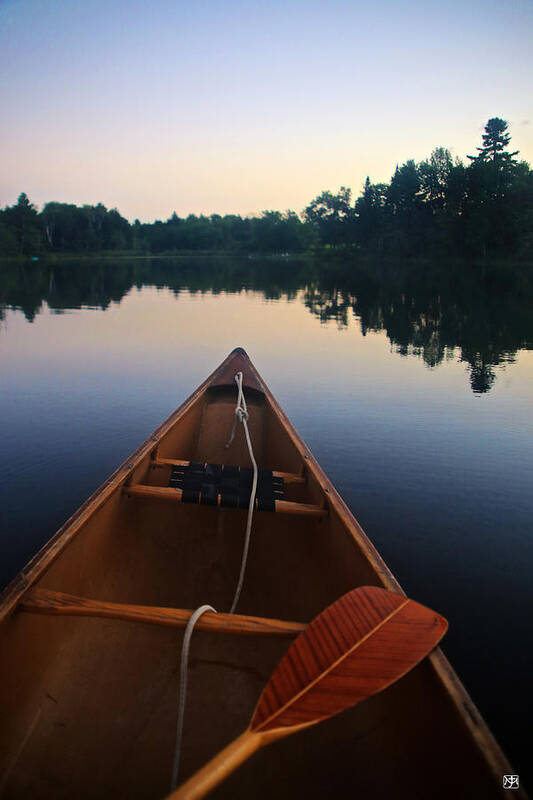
[1,0,532,222]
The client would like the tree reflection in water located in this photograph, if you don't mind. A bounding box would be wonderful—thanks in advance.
[1,255,531,394]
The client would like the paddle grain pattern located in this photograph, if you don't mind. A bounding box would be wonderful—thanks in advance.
[1,347,517,800]
[169,586,448,800]
[251,585,448,732]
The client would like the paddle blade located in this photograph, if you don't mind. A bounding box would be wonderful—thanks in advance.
[251,585,447,733]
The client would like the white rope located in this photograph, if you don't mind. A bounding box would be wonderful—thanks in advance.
[170,604,216,791]
[171,371,258,789]
[225,371,259,614]
[224,369,247,450]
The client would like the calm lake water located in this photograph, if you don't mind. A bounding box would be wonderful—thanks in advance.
[1,256,532,786]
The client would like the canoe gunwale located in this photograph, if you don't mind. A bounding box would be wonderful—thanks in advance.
[0,346,520,794]
[256,368,518,786]
[0,348,248,624]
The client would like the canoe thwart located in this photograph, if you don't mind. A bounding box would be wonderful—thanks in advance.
[123,484,327,517]
[169,462,284,511]
[0,347,515,799]
[151,458,306,485]
[19,589,307,637]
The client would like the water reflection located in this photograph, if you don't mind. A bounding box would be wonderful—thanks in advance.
[303,260,533,393]
[1,255,532,784]
[1,256,531,393]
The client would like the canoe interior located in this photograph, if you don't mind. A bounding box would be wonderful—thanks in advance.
[0,355,513,799]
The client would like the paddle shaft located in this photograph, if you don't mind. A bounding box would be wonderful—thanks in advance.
[166,587,447,800]
[169,729,263,800]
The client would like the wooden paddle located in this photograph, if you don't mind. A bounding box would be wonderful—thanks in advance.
[167,585,447,799]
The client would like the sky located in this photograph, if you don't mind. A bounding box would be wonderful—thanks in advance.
[1,0,532,222]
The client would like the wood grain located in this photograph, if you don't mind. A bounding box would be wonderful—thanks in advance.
[0,346,517,798]
[123,484,327,517]
[251,585,448,732]
[0,348,247,623]
[169,586,448,800]
[19,589,306,637]
[208,347,264,394]
[229,349,518,786]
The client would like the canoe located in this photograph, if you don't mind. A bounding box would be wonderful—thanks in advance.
[0,348,522,799]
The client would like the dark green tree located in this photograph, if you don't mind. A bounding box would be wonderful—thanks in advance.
[386,161,420,215]
[0,220,18,255]
[250,210,314,253]
[384,161,424,254]
[83,203,108,249]
[418,148,454,212]
[463,118,523,254]
[304,187,354,247]
[468,117,518,166]
[41,202,89,251]
[467,118,519,200]
[354,178,387,249]
[4,193,42,255]
[102,208,132,250]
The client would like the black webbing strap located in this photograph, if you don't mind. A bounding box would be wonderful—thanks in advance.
[168,462,284,511]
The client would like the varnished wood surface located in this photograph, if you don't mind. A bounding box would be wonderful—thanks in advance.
[251,586,447,732]
[169,586,448,800]
[19,589,306,637]
[208,347,264,394]
[0,347,522,799]
[169,730,263,800]
[237,349,520,791]
[151,458,305,485]
[123,484,328,517]
[0,348,249,623]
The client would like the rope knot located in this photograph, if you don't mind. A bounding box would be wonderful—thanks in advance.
[225,371,249,449]
[236,406,248,423]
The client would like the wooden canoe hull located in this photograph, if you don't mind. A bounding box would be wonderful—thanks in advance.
[0,348,523,799]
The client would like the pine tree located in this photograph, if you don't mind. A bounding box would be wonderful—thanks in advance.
[467,118,518,166]
[465,118,521,253]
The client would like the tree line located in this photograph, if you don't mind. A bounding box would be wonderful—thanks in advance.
[1,118,532,259]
